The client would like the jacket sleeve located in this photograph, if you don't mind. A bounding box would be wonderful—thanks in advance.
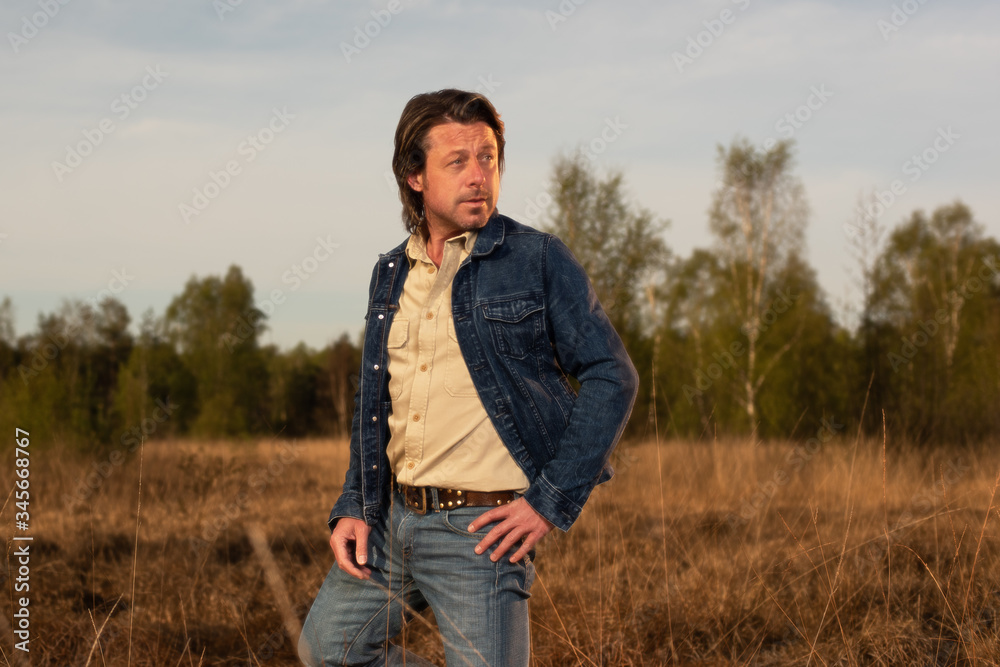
[326,263,379,530]
[521,236,639,531]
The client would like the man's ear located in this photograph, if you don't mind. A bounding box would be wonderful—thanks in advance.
[407,171,424,193]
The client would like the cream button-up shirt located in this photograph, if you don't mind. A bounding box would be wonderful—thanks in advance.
[385,230,530,492]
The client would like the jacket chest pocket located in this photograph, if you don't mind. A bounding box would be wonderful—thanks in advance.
[482,297,544,360]
[386,316,409,400]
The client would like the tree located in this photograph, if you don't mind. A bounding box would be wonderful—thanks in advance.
[164,265,269,437]
[707,138,809,429]
[542,152,670,437]
[115,309,195,441]
[867,201,1000,441]
[543,153,669,337]
[325,333,361,439]
[0,296,15,379]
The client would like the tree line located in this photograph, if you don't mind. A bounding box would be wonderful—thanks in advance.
[1,138,997,449]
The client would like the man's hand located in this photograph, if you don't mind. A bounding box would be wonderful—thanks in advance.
[467,497,553,563]
[329,517,372,580]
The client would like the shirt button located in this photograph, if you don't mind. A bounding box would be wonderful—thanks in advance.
[420,363,428,372]
[412,413,420,422]
[426,312,434,320]
[428,266,436,274]
[406,461,415,470]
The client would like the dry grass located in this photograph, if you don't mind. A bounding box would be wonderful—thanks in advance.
[2,434,999,665]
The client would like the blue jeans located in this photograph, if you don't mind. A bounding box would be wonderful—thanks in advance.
[298,491,536,666]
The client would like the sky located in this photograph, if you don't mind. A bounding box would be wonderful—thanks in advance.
[1,0,998,351]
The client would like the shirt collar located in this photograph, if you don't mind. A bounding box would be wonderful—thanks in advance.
[405,229,479,267]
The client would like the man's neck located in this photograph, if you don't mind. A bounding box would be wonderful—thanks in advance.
[423,226,471,267]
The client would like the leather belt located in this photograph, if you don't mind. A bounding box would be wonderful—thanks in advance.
[395,481,518,515]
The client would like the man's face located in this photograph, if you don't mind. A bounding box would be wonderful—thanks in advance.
[407,121,500,238]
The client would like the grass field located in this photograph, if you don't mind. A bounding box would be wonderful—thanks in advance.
[2,433,999,665]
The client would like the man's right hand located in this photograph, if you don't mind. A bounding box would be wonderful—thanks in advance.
[329,517,372,580]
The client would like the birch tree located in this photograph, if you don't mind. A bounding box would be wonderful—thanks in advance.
[708,138,809,428]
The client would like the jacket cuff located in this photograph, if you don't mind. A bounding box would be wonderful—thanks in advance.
[328,493,364,531]
[522,473,584,532]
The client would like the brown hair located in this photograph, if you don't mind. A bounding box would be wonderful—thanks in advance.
[392,89,506,233]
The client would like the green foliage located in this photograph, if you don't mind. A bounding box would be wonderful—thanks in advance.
[667,138,819,435]
[541,152,670,438]
[164,265,269,438]
[1,149,997,448]
[865,201,1000,442]
[543,152,670,338]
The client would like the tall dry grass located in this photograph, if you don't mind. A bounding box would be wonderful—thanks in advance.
[2,433,999,665]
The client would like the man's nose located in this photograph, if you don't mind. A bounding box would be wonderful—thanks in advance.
[467,161,485,186]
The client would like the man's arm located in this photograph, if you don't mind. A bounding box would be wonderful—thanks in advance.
[327,260,382,530]
[469,235,638,557]
[519,235,639,528]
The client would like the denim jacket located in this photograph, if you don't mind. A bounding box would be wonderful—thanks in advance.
[328,213,638,532]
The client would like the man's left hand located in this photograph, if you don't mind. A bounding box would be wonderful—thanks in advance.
[467,497,554,563]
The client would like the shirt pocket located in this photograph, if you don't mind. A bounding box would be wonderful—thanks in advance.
[445,319,479,397]
[387,316,409,400]
[482,297,544,360]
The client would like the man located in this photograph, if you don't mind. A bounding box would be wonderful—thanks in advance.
[299,89,638,666]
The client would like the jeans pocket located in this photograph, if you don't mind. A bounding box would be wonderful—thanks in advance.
[441,506,493,540]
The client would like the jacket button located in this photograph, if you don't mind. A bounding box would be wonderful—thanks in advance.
[378,314,384,320]
[388,262,395,267]
[373,364,379,370]
[371,416,378,422]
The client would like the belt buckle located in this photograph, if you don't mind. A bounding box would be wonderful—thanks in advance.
[411,486,429,515]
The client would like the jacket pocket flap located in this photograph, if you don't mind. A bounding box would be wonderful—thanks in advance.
[481,297,543,324]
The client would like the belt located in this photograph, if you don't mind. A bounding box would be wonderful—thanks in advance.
[395,481,518,515]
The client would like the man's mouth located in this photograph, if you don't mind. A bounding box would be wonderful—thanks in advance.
[463,192,490,205]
